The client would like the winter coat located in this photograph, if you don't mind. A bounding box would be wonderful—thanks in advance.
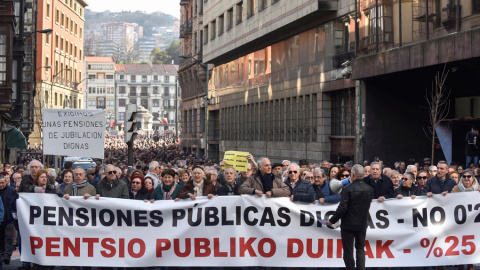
[129,187,151,200]
[96,177,129,199]
[329,179,374,231]
[313,181,341,203]
[423,176,457,194]
[0,185,16,225]
[363,174,395,199]
[177,181,216,199]
[394,184,424,197]
[284,179,315,203]
[238,172,290,197]
[63,182,97,197]
[217,181,242,196]
[150,183,183,200]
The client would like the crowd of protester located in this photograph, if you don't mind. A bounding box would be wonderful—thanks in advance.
[2,131,480,269]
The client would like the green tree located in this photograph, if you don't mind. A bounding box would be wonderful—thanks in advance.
[150,47,171,64]
[165,40,180,65]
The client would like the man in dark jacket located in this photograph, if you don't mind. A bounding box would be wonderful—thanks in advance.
[0,176,16,265]
[465,125,479,169]
[96,164,129,199]
[424,161,456,197]
[284,163,315,203]
[327,164,374,270]
[363,161,394,202]
[18,160,43,193]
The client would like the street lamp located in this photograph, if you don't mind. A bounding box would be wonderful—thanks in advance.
[178,55,209,158]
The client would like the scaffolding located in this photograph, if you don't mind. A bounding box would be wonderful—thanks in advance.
[412,0,436,41]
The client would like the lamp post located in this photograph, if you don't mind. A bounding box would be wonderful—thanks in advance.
[178,55,209,158]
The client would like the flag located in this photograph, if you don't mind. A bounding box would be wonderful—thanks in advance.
[162,118,168,124]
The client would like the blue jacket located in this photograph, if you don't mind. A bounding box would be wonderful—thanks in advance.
[0,199,4,223]
[284,179,315,203]
[314,181,341,203]
[423,176,456,194]
[0,185,16,225]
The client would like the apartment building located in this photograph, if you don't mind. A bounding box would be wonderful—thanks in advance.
[32,0,87,145]
[192,0,480,165]
[115,64,179,133]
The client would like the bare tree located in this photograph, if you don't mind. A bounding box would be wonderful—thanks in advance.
[424,65,450,164]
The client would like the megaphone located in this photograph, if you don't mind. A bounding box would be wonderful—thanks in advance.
[329,178,351,194]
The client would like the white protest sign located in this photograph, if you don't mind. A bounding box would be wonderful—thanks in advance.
[42,109,105,158]
[17,192,480,267]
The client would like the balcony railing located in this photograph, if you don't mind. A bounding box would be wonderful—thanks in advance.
[180,18,193,38]
[129,93,137,97]
[140,93,149,97]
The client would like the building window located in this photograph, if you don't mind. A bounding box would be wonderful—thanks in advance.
[55,35,59,48]
[141,99,148,109]
[130,87,136,95]
[45,56,49,67]
[131,75,136,82]
[152,113,159,121]
[164,87,169,96]
[56,9,59,23]
[119,99,126,107]
[106,75,113,79]
[120,75,124,80]
[153,87,159,94]
[130,99,136,105]
[331,90,355,136]
[61,13,64,27]
[142,75,147,82]
[60,37,63,50]
[259,0,267,11]
[80,27,83,39]
[153,99,159,107]
[204,25,209,44]
[119,112,125,121]
[163,100,170,107]
[164,76,169,83]
[218,15,224,36]
[46,3,51,18]
[153,75,158,81]
[236,1,244,24]
[247,0,255,18]
[227,8,233,30]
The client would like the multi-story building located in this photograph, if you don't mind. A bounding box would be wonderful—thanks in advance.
[84,57,116,126]
[178,0,208,158]
[193,0,480,165]
[138,38,156,62]
[0,0,37,163]
[115,64,179,133]
[32,0,87,145]
[103,22,136,53]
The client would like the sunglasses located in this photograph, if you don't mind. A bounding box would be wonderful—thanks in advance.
[418,176,427,179]
[463,175,472,179]
[341,174,350,177]
[288,171,298,174]
[107,171,116,175]
[305,176,313,180]
[131,181,141,185]
[402,178,410,181]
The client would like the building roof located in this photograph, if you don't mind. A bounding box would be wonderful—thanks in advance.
[115,64,178,74]
[85,56,115,63]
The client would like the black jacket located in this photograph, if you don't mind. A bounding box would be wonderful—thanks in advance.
[423,176,456,194]
[329,179,374,231]
[394,185,424,197]
[0,185,16,225]
[465,130,479,156]
[363,174,394,199]
[217,181,242,196]
[129,187,151,200]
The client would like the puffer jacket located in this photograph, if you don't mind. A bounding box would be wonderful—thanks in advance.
[96,177,129,199]
[284,178,315,202]
[329,179,374,231]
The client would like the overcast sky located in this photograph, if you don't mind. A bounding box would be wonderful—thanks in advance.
[86,0,180,19]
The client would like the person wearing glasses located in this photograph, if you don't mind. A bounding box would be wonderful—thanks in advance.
[96,164,129,199]
[63,167,97,200]
[239,157,290,198]
[284,163,315,203]
[416,171,428,189]
[451,169,480,193]
[128,175,150,200]
[362,161,394,202]
[18,160,49,193]
[304,172,314,184]
[394,172,423,199]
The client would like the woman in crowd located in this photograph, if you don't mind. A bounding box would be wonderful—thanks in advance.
[328,165,340,181]
[31,170,56,194]
[144,176,155,196]
[450,168,479,270]
[416,170,429,189]
[150,169,182,201]
[129,175,150,200]
[335,168,351,181]
[178,169,189,186]
[176,167,216,200]
[449,171,460,184]
[304,172,314,184]
[395,172,423,199]
[56,169,73,196]
[217,167,241,196]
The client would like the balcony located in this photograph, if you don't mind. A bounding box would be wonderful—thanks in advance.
[140,92,149,97]
[0,86,13,112]
[162,94,171,98]
[180,18,193,38]
[129,93,137,97]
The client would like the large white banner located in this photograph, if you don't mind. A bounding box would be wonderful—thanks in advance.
[42,109,105,158]
[17,192,480,267]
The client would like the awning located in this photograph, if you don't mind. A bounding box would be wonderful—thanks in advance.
[2,126,27,149]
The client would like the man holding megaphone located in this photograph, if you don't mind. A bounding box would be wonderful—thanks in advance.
[326,165,374,270]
